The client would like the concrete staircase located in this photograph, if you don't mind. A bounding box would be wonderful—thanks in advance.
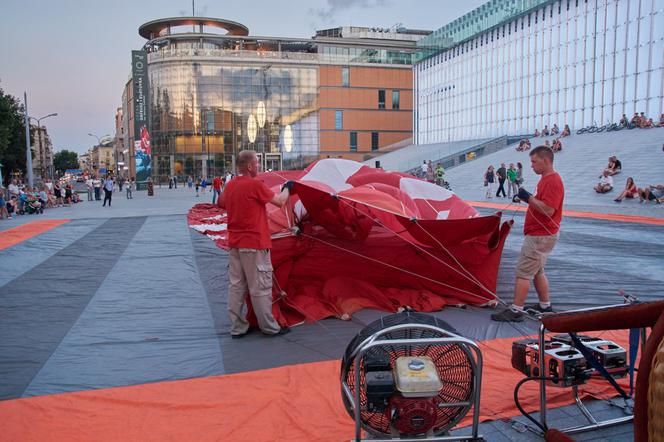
[444,128,664,215]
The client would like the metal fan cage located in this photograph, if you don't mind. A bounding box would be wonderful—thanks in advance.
[340,312,483,440]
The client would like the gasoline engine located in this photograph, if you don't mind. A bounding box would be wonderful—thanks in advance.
[511,334,627,387]
[341,312,483,441]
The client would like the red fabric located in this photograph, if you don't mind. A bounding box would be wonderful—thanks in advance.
[0,331,632,442]
[524,172,565,236]
[189,159,512,327]
[223,175,274,249]
[212,177,222,190]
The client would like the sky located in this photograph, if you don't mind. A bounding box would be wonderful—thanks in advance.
[0,0,486,154]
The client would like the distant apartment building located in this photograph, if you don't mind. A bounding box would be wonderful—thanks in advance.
[31,125,54,180]
[90,140,115,173]
[79,152,91,172]
[124,17,430,179]
[114,107,128,177]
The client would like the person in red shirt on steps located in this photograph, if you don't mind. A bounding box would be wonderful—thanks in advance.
[219,150,294,337]
[212,175,222,204]
[492,145,565,322]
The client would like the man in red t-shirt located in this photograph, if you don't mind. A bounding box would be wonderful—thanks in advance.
[212,176,222,204]
[492,145,564,322]
[219,150,293,337]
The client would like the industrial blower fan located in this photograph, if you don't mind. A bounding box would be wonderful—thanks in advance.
[340,312,483,441]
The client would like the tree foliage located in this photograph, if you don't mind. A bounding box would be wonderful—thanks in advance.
[0,84,31,186]
[53,150,79,173]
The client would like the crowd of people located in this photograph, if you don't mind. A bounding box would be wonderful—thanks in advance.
[594,154,663,203]
[166,173,236,204]
[0,174,136,220]
[534,123,571,138]
[0,178,82,219]
[622,112,664,129]
[483,162,524,199]
[418,160,448,187]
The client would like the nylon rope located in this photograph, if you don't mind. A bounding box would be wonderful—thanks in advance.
[335,196,507,306]
[299,231,492,302]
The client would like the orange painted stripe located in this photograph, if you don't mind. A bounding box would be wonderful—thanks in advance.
[470,201,664,226]
[0,330,630,441]
[0,219,71,250]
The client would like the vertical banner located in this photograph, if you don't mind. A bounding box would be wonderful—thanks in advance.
[132,50,151,183]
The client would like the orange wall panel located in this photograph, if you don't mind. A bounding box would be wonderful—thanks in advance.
[320,110,412,132]
[320,131,411,153]
[319,88,413,111]
[320,66,412,90]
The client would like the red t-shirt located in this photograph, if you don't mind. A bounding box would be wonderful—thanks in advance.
[224,175,275,249]
[524,172,564,236]
[213,177,222,190]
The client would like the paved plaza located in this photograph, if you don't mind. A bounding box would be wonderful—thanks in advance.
[1,163,662,441]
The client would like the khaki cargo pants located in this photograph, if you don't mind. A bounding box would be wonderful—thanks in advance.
[228,248,281,336]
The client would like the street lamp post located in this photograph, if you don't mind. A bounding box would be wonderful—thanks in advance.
[30,113,58,181]
[23,91,57,187]
[88,133,111,175]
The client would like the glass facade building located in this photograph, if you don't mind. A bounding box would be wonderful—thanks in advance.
[132,18,427,180]
[149,59,319,176]
[414,0,664,144]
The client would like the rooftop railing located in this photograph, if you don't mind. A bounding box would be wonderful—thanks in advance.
[147,48,413,66]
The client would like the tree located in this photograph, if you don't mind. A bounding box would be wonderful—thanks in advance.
[0,84,32,186]
[53,150,79,174]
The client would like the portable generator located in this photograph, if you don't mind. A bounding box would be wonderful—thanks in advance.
[511,334,627,387]
[341,312,483,441]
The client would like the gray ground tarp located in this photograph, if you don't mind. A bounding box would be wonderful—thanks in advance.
[1,211,662,399]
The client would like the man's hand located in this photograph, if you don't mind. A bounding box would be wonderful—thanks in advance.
[281,181,296,193]
[517,187,532,203]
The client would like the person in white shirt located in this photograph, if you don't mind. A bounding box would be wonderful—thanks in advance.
[594,170,613,193]
[85,177,94,201]
[420,161,428,179]
[8,180,19,197]
[92,177,101,200]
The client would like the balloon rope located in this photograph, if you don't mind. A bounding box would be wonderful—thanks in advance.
[335,197,506,306]
[299,232,496,304]
[411,221,501,302]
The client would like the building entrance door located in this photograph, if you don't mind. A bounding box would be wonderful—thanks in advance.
[265,153,282,171]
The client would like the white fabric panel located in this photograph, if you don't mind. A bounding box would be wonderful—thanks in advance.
[191,224,227,232]
[399,177,453,201]
[299,159,363,192]
[436,210,450,220]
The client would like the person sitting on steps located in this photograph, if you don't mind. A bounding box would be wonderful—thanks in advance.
[614,177,638,202]
[594,170,613,193]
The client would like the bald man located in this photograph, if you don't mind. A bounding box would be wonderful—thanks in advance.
[219,150,293,338]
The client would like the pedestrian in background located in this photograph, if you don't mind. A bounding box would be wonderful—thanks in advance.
[102,175,114,207]
[86,176,94,201]
[496,163,507,198]
[126,178,133,199]
[507,163,518,198]
[93,176,102,201]
[484,165,495,198]
[212,175,222,204]
[195,178,200,197]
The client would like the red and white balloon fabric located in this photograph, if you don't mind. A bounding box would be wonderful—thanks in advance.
[188,159,512,327]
